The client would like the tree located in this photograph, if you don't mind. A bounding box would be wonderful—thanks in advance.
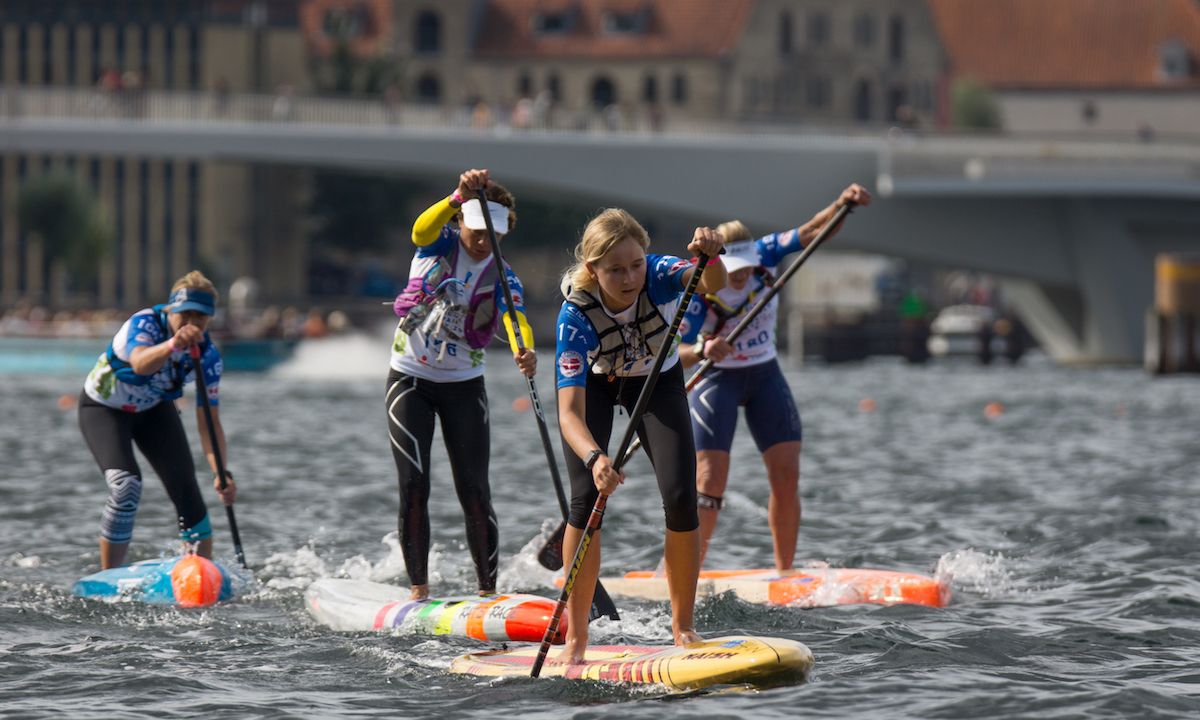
[17,172,113,299]
[952,78,1002,131]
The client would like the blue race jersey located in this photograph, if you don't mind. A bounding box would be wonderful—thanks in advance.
[555,253,693,389]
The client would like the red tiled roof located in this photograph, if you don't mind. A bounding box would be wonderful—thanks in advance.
[475,0,754,59]
[926,0,1200,89]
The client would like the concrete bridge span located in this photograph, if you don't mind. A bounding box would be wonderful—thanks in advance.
[5,91,1199,363]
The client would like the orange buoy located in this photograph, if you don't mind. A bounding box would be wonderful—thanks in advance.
[858,397,877,413]
[57,394,77,411]
[512,396,532,412]
[170,555,225,608]
[984,402,1004,419]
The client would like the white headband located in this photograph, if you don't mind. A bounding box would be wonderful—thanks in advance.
[461,199,510,235]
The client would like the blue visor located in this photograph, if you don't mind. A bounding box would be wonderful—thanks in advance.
[165,288,215,316]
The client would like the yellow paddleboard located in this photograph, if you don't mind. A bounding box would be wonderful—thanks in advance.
[450,635,813,691]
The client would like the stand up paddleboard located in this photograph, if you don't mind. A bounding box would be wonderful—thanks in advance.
[73,555,233,607]
[581,567,949,608]
[451,635,813,691]
[305,578,567,643]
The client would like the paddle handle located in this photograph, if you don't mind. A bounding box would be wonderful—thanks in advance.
[189,345,248,568]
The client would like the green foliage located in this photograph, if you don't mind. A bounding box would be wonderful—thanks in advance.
[952,78,1002,130]
[17,172,113,293]
[308,171,422,255]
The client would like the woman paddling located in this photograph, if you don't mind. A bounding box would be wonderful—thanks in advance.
[678,183,871,570]
[79,270,236,570]
[388,168,537,600]
[554,208,725,661]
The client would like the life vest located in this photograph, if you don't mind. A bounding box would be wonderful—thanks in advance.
[566,287,669,377]
[393,241,502,350]
[705,266,775,336]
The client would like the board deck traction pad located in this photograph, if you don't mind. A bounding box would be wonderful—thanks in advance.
[450,634,814,691]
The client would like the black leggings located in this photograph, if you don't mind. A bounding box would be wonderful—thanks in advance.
[385,370,498,592]
[564,363,699,532]
[78,393,208,542]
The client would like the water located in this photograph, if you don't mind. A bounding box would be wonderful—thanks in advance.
[2,344,1198,718]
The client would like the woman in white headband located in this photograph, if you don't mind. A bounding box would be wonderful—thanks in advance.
[387,168,537,600]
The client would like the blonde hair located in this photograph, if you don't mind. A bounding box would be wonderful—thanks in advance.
[171,270,219,305]
[562,208,651,295]
[716,220,752,244]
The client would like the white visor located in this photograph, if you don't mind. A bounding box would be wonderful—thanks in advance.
[461,199,510,235]
[721,240,759,273]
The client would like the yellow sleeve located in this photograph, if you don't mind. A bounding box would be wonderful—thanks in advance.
[502,310,536,353]
[411,197,460,246]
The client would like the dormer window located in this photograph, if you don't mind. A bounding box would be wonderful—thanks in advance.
[604,9,649,34]
[1158,39,1192,82]
[534,11,575,35]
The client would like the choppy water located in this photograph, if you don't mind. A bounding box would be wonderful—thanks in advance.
[2,340,1198,718]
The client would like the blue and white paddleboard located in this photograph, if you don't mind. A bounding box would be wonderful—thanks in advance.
[73,555,233,607]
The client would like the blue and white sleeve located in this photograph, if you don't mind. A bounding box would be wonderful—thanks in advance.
[758,229,803,269]
[555,303,597,389]
[646,253,694,304]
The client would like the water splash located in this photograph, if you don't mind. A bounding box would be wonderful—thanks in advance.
[935,548,1016,597]
[269,332,390,381]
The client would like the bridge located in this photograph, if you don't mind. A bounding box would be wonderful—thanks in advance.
[4,87,1200,364]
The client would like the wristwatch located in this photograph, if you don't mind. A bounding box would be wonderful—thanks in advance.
[584,448,604,471]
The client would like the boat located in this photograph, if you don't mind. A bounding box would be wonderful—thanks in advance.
[73,555,233,607]
[450,635,813,691]
[580,567,949,608]
[305,578,566,643]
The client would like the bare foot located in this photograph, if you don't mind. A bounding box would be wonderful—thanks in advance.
[410,584,430,601]
[478,589,497,598]
[552,638,588,665]
[674,629,702,646]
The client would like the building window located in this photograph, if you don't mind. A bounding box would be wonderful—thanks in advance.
[535,11,574,34]
[114,160,126,304]
[604,10,647,34]
[187,25,201,89]
[163,25,175,88]
[43,24,54,84]
[91,25,102,82]
[163,162,174,280]
[187,163,199,269]
[888,15,905,64]
[547,73,561,102]
[854,14,874,48]
[416,72,440,103]
[671,72,687,105]
[67,26,78,85]
[415,11,440,54]
[1158,39,1191,82]
[517,72,532,97]
[138,160,149,300]
[808,13,829,47]
[642,73,658,104]
[779,12,793,56]
[591,76,615,109]
[18,27,29,84]
[854,79,872,121]
[807,76,829,109]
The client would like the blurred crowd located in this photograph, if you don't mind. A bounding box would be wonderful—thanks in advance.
[0,302,352,341]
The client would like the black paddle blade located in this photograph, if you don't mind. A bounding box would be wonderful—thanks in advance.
[589,579,620,622]
[537,521,566,570]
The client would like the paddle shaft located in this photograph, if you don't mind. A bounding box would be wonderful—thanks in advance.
[620,202,854,466]
[189,345,247,568]
[530,251,713,678]
[475,188,618,620]
[475,189,572,517]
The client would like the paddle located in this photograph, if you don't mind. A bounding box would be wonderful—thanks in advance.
[473,186,619,622]
[618,201,855,467]
[189,344,248,569]
[530,249,714,678]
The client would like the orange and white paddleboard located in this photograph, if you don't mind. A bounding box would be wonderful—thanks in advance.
[305,578,566,643]
[450,635,813,691]
[576,567,949,608]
